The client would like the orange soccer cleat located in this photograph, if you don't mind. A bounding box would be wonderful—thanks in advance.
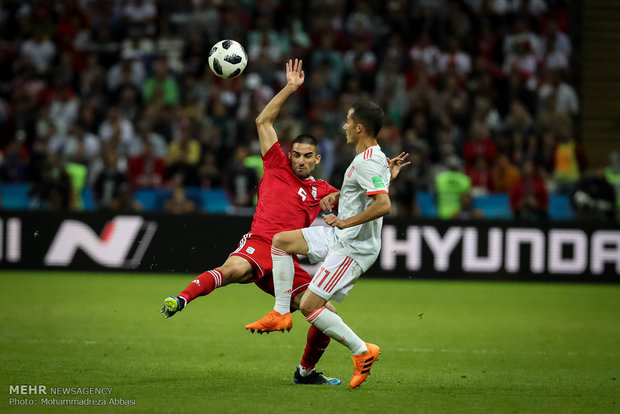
[245,310,293,334]
[349,343,381,389]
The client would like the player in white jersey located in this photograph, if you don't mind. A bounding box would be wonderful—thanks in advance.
[246,101,410,388]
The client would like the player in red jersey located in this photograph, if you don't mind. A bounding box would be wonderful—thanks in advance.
[161,59,342,385]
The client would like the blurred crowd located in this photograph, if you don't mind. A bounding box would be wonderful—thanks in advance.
[0,0,618,220]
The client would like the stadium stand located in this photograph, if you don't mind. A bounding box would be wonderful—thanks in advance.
[0,0,614,221]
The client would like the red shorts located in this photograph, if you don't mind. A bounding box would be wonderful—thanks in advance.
[229,233,311,304]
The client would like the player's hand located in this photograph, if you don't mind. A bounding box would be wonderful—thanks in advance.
[320,192,339,211]
[387,152,411,181]
[286,59,305,90]
[323,213,346,229]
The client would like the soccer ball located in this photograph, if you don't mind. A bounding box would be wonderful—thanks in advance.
[208,40,248,79]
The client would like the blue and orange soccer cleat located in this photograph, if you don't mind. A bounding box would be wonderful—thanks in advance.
[161,296,186,318]
[293,368,341,385]
[349,343,381,388]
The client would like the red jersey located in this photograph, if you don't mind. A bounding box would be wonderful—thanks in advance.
[250,142,337,241]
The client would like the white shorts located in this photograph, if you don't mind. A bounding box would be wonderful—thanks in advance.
[301,226,363,302]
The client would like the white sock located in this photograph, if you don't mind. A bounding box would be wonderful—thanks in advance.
[306,307,367,355]
[298,365,314,377]
[271,246,294,315]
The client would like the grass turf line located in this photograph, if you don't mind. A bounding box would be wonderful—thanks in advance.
[0,271,618,413]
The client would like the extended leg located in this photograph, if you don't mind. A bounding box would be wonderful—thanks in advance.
[162,256,253,318]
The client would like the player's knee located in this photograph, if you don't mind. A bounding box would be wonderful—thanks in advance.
[272,232,287,251]
[299,301,313,317]
[218,263,251,285]
[299,296,320,317]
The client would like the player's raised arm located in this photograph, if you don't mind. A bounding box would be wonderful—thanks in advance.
[255,59,305,156]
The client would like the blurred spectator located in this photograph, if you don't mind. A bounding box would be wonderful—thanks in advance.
[142,56,179,106]
[98,106,135,151]
[467,156,494,194]
[538,70,579,117]
[510,159,549,220]
[492,154,521,193]
[503,100,533,137]
[164,143,201,187]
[435,74,469,128]
[29,152,74,210]
[107,49,146,94]
[117,86,141,123]
[127,139,165,189]
[435,156,472,219]
[0,132,29,182]
[541,17,572,59]
[409,32,441,76]
[311,123,335,181]
[224,145,258,208]
[438,37,472,78]
[454,192,484,219]
[311,34,345,92]
[248,15,286,65]
[92,148,128,210]
[113,182,142,212]
[19,28,56,74]
[123,0,157,37]
[463,122,497,168]
[198,152,221,189]
[65,159,88,211]
[164,184,196,214]
[63,121,101,167]
[167,118,201,165]
[503,17,542,61]
[80,53,106,96]
[49,80,80,137]
[553,122,588,194]
[128,120,167,158]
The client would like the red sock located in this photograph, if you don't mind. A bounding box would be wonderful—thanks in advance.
[300,324,331,371]
[179,269,223,303]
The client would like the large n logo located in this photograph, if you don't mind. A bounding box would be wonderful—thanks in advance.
[44,216,157,268]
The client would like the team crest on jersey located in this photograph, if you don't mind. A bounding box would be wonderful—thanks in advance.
[347,166,355,178]
[311,186,317,199]
[246,247,255,254]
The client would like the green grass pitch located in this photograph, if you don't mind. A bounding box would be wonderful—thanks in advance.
[0,271,618,413]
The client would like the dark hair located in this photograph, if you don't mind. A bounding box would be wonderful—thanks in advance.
[351,101,384,137]
[292,134,318,149]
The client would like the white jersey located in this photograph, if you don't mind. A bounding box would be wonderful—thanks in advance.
[330,145,391,271]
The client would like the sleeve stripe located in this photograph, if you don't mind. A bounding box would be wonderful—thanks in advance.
[367,190,388,196]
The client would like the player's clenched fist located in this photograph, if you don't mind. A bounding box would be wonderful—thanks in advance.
[322,213,346,229]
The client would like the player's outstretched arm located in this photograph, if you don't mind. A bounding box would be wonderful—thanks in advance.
[323,193,391,230]
[255,59,305,156]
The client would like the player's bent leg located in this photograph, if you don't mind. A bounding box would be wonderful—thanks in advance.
[272,230,309,255]
[245,231,309,333]
[162,256,254,319]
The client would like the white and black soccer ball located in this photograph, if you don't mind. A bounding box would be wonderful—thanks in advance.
[208,40,248,79]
